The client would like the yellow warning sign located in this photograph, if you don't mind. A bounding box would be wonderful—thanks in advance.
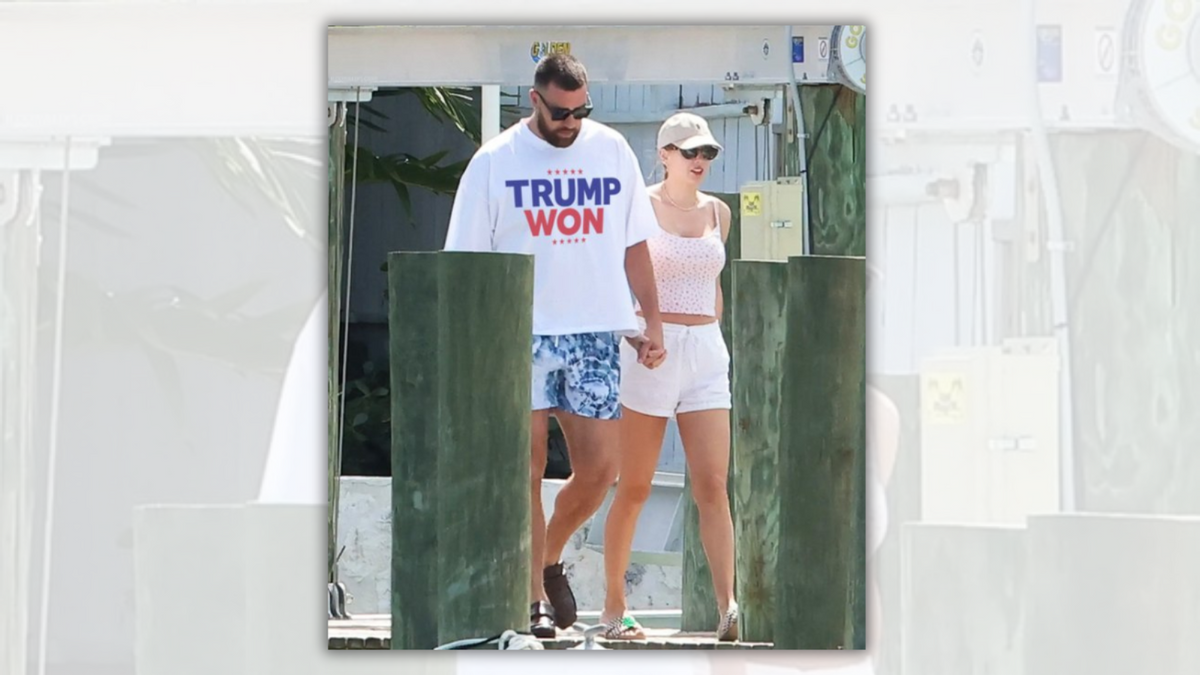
[741,191,762,217]
[923,373,968,424]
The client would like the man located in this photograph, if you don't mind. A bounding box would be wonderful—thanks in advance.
[443,52,666,637]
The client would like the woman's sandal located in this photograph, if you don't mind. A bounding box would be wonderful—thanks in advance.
[602,615,646,640]
[717,601,740,642]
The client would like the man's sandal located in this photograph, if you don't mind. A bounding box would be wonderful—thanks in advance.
[543,562,578,629]
[530,601,557,639]
[602,615,646,640]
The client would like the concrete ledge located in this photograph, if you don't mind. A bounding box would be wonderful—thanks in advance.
[335,476,683,615]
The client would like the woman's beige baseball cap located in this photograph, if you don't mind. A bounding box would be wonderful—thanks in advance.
[657,112,723,151]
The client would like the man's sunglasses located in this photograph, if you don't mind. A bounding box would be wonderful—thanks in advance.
[535,90,593,121]
[667,144,720,161]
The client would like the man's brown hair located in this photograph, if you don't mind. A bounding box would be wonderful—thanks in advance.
[534,53,588,91]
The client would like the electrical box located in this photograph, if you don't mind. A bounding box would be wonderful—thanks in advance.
[919,337,1061,525]
[738,176,806,261]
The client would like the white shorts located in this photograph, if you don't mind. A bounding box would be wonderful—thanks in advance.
[619,319,732,417]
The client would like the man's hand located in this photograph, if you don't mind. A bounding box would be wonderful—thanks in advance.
[624,241,667,369]
[626,317,666,369]
[625,333,667,370]
[642,320,666,369]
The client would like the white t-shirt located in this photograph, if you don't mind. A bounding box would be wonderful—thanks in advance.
[443,118,659,337]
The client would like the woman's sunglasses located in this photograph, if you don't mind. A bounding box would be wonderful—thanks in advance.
[667,144,720,161]
[535,90,594,121]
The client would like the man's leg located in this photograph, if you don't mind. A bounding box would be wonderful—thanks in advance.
[529,409,551,604]
[528,336,564,637]
[540,332,624,628]
[542,411,622,565]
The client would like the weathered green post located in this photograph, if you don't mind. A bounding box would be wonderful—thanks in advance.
[388,250,534,650]
[730,259,789,643]
[774,255,866,650]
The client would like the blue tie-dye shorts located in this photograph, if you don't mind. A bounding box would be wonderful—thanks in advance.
[531,332,622,420]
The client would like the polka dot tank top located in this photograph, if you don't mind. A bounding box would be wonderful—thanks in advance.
[643,199,726,316]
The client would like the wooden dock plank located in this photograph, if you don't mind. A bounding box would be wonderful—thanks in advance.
[328,616,773,650]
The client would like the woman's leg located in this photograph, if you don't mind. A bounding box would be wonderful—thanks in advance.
[601,405,669,624]
[675,408,735,616]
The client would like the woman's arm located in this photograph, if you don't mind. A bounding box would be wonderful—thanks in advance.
[715,197,732,321]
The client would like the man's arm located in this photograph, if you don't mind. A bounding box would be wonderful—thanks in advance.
[625,241,664,365]
[621,142,666,366]
[442,151,494,251]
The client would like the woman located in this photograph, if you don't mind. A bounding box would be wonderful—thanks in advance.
[600,112,738,641]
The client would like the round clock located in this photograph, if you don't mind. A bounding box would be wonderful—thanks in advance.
[830,25,867,95]
[1121,0,1200,151]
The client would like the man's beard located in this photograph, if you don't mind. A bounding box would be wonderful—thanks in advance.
[536,112,580,148]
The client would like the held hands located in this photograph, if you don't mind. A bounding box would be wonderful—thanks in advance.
[626,323,667,370]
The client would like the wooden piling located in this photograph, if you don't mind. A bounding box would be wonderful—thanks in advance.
[730,260,789,644]
[774,255,866,650]
[798,84,866,257]
[388,250,534,650]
